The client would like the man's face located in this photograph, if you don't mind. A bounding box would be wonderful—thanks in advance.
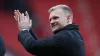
[49,9,68,33]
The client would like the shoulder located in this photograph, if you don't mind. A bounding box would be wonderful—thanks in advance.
[53,30,79,40]
[52,30,70,41]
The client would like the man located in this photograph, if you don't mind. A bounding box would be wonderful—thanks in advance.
[14,5,85,56]
[0,35,6,56]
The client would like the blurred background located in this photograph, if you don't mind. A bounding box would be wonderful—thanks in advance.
[0,0,100,56]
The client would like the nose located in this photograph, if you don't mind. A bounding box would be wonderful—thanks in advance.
[50,19,55,24]
[50,20,56,27]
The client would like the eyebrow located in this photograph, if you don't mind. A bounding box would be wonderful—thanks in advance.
[49,16,59,21]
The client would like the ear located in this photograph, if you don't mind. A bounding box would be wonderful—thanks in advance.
[66,14,71,24]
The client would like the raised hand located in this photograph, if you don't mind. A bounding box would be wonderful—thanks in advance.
[14,10,32,31]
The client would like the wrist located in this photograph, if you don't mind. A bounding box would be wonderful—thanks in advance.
[20,28,30,31]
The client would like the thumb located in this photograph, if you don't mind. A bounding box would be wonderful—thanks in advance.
[29,19,32,27]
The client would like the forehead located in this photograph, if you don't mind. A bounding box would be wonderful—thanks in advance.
[49,9,64,19]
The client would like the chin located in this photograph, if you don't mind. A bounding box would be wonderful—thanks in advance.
[52,27,59,33]
[52,29,56,33]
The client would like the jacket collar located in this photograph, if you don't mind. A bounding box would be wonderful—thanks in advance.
[54,24,79,34]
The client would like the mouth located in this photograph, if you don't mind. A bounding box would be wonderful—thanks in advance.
[51,23,58,29]
[52,25,57,29]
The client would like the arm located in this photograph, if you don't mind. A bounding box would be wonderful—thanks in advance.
[18,30,57,55]
[14,10,58,55]
[29,29,39,40]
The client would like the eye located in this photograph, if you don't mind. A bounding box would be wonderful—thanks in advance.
[53,16,59,20]
[49,16,59,21]
[49,18,52,21]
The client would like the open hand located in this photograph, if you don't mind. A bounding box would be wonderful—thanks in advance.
[14,10,32,31]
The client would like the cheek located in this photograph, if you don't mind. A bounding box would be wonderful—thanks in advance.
[58,20,66,26]
[58,19,64,24]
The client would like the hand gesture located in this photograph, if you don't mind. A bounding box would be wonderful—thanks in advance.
[14,10,32,31]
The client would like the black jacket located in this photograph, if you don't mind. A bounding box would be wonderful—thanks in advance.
[18,24,85,56]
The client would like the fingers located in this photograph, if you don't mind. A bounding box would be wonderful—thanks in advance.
[14,10,31,23]
[17,10,21,22]
[24,16,27,21]
[25,11,30,22]
[24,15,31,26]
[14,10,18,21]
[25,11,29,17]
[25,11,29,20]
[14,10,32,31]
[29,19,32,27]
[21,13,25,21]
[14,10,21,22]
[14,15,17,21]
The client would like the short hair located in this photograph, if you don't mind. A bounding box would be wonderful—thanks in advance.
[48,4,73,18]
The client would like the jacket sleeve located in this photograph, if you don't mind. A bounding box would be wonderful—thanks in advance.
[18,30,59,55]
[29,29,39,40]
